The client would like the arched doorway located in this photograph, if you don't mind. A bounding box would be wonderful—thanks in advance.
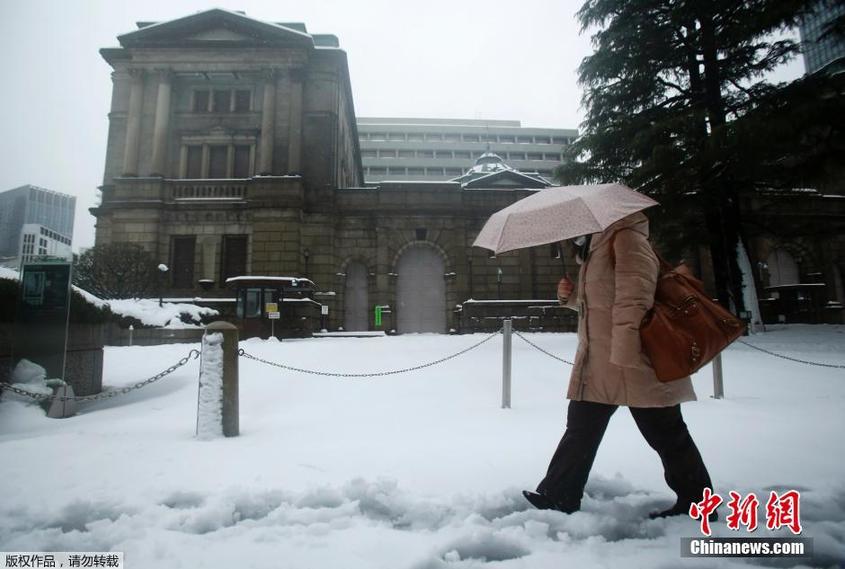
[344,262,368,331]
[396,245,446,333]
[767,249,799,286]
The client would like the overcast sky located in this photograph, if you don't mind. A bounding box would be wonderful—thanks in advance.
[0,0,805,251]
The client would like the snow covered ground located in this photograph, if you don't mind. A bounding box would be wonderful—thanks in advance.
[1,325,844,568]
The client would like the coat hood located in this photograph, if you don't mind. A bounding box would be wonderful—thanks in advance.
[590,211,650,252]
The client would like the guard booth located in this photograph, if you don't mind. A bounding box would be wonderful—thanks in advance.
[225,276,322,339]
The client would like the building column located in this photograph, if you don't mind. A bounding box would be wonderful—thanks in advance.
[287,68,305,174]
[150,69,173,176]
[258,69,277,175]
[122,68,145,176]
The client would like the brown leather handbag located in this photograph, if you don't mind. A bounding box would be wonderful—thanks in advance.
[612,231,746,382]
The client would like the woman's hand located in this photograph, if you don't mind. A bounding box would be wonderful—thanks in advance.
[557,276,574,305]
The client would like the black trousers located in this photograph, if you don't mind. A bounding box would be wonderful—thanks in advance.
[536,400,712,511]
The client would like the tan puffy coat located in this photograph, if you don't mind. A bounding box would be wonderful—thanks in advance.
[565,212,696,407]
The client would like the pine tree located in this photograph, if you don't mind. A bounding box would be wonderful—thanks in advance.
[558,0,817,312]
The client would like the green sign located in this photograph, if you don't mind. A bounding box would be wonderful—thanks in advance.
[16,261,72,381]
[374,305,382,327]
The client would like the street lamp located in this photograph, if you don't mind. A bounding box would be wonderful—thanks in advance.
[158,263,169,307]
[497,267,503,299]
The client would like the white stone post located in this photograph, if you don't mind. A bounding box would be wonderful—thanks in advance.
[502,319,512,409]
[712,353,725,399]
[196,322,239,439]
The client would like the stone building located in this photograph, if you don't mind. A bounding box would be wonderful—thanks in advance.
[93,8,844,332]
[92,9,578,333]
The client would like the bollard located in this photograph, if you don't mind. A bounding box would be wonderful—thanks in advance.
[47,384,76,419]
[502,319,512,409]
[712,353,724,399]
[201,321,239,437]
[128,324,134,347]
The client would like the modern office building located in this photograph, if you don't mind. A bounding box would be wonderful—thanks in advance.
[0,185,75,265]
[356,117,577,183]
[799,0,845,74]
[16,224,73,265]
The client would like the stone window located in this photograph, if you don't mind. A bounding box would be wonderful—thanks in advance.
[213,90,231,113]
[444,133,460,142]
[398,150,415,158]
[387,133,405,141]
[185,145,203,178]
[527,152,543,161]
[508,152,526,160]
[408,167,425,176]
[233,145,251,178]
[180,142,255,178]
[361,150,377,158]
[417,150,434,159]
[192,88,253,113]
[193,90,210,112]
[499,135,515,143]
[517,135,533,144]
[445,168,462,176]
[434,151,453,159]
[463,134,479,142]
[379,149,396,158]
[407,133,424,142]
[388,166,406,175]
[535,136,552,144]
[426,133,442,141]
[208,146,228,178]
[171,236,196,289]
[552,136,568,144]
[233,90,251,112]
[454,151,471,160]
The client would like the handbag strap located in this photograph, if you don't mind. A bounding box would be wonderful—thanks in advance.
[609,228,672,274]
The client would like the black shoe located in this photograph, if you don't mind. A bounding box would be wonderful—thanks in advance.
[649,502,718,522]
[522,490,579,514]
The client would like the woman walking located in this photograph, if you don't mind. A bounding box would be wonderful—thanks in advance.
[523,211,714,518]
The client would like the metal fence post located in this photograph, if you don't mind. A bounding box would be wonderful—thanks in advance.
[502,319,512,409]
[712,353,724,399]
[206,321,239,436]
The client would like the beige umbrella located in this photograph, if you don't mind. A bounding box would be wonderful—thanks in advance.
[472,183,658,254]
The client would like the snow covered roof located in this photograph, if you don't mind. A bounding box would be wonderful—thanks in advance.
[225,276,317,288]
[114,9,334,51]
[450,152,551,189]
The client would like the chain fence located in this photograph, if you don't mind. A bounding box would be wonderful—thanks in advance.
[736,340,845,369]
[3,330,840,407]
[512,330,575,365]
[238,328,503,378]
[0,349,201,403]
[515,331,843,371]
